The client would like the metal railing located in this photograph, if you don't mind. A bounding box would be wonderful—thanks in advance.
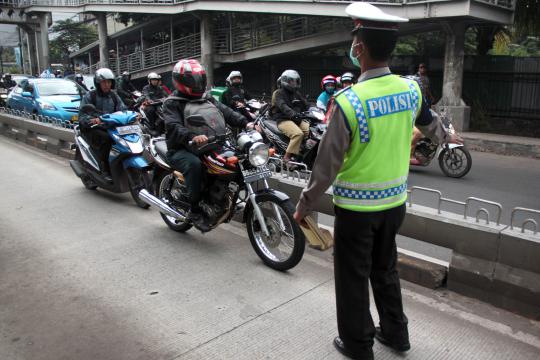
[10,0,516,9]
[214,16,350,55]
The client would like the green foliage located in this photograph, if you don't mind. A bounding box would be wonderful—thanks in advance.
[490,36,540,56]
[114,13,149,26]
[0,47,16,63]
[49,19,98,65]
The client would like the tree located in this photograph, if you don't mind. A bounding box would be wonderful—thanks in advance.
[49,19,98,65]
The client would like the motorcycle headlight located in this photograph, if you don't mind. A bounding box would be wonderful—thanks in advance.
[249,142,269,167]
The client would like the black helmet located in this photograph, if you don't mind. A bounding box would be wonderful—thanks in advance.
[94,68,116,90]
[280,70,301,92]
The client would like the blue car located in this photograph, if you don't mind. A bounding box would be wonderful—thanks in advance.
[6,78,86,123]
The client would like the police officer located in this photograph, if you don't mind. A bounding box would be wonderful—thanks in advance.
[293,3,462,359]
[78,68,126,178]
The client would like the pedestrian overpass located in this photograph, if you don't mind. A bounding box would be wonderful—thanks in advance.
[6,0,517,129]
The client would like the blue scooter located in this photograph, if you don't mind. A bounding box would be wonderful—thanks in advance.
[70,105,153,208]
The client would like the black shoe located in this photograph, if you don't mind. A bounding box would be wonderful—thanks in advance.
[188,210,211,233]
[101,170,113,182]
[374,327,411,352]
[333,337,373,360]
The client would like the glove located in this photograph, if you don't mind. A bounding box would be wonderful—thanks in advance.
[291,113,302,125]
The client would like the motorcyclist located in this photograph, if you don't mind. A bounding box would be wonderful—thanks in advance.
[1,73,16,89]
[141,72,167,134]
[162,59,252,232]
[222,71,252,111]
[317,75,337,112]
[74,73,89,91]
[340,72,356,88]
[117,71,137,107]
[270,69,309,163]
[55,69,63,78]
[78,68,126,178]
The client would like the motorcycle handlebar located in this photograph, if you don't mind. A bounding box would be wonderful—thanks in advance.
[188,135,217,147]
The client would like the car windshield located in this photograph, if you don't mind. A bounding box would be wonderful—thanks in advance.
[36,81,81,96]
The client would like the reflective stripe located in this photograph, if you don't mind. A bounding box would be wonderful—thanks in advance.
[405,79,420,127]
[334,175,408,190]
[343,88,370,143]
[333,183,408,200]
[334,192,407,207]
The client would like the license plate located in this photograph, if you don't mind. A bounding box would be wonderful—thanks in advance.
[117,125,141,135]
[243,165,272,183]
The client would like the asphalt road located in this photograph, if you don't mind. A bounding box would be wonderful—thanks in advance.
[1,136,540,360]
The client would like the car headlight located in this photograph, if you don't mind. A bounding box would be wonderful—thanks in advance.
[249,142,269,167]
[40,101,56,110]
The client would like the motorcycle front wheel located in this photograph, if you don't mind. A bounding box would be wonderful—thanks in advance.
[127,168,153,209]
[438,146,472,178]
[246,197,305,271]
[156,172,192,232]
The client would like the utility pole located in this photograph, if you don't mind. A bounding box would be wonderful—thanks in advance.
[0,46,4,73]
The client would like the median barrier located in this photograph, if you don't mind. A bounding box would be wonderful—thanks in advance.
[2,111,539,318]
[0,110,75,158]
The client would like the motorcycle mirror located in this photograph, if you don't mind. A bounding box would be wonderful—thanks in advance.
[185,115,207,127]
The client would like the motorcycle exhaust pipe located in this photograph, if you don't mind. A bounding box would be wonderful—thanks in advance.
[138,189,186,221]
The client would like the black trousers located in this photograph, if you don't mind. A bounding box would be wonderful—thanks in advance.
[334,204,408,353]
[167,149,203,209]
[84,128,112,171]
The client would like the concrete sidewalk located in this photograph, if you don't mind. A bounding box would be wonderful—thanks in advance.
[463,132,540,158]
[1,136,540,360]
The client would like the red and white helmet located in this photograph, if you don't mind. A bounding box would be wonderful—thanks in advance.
[172,59,207,98]
[321,75,337,89]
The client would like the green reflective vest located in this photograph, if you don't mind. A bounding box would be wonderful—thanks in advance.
[333,74,422,212]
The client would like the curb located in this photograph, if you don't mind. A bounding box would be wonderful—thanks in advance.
[463,135,540,159]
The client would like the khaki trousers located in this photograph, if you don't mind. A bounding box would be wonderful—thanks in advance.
[278,120,310,155]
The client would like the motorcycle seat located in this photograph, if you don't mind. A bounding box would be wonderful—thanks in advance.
[155,139,169,160]
[264,120,290,142]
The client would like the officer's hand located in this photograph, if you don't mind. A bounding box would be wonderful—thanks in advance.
[90,118,102,125]
[192,135,208,146]
[449,133,464,145]
[293,211,308,227]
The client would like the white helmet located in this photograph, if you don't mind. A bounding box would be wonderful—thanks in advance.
[226,71,242,86]
[280,70,301,92]
[147,72,161,84]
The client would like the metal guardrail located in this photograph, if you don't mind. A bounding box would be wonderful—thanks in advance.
[0,107,74,129]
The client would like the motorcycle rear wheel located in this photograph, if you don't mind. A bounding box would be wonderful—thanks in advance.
[438,146,472,178]
[156,172,192,232]
[246,197,305,271]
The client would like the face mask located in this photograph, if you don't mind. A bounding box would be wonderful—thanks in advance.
[325,86,335,95]
[349,45,361,69]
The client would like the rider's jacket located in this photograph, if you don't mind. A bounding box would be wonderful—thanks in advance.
[78,89,126,128]
[270,88,309,125]
[332,74,422,212]
[316,91,332,112]
[222,85,252,110]
[142,84,167,101]
[162,91,248,151]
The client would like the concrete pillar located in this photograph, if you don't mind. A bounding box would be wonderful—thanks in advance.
[38,12,50,72]
[200,12,214,88]
[96,13,109,68]
[436,21,471,132]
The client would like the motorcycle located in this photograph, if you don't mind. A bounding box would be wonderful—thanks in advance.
[411,110,472,178]
[256,106,326,170]
[138,97,166,137]
[139,115,306,271]
[0,87,10,107]
[69,105,153,208]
